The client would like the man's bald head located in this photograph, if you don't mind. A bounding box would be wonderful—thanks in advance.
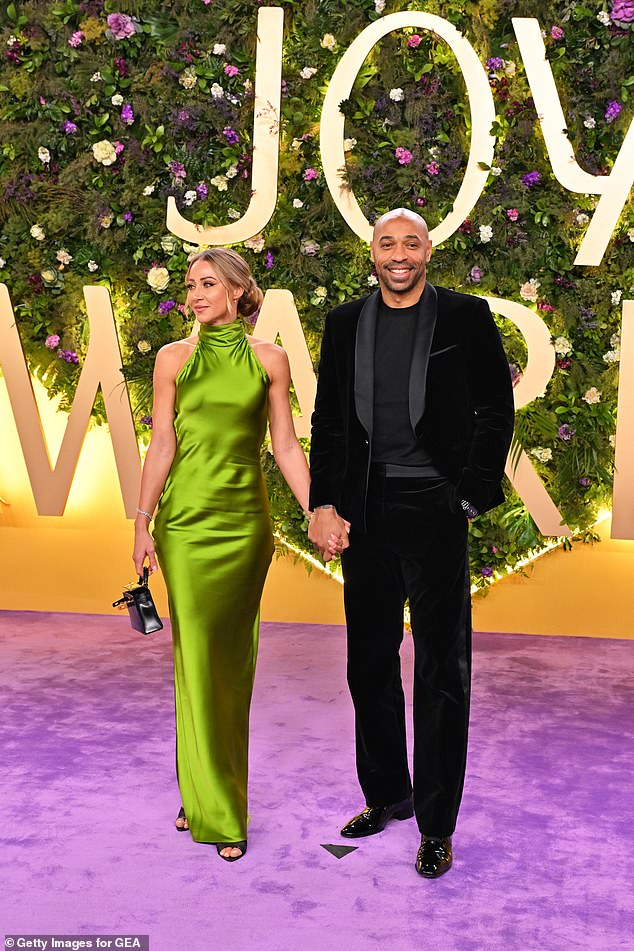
[370,208,432,305]
[373,208,429,241]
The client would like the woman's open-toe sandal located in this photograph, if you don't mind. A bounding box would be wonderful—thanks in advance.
[215,840,247,862]
[175,806,189,832]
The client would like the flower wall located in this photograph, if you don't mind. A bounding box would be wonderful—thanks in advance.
[1,0,632,585]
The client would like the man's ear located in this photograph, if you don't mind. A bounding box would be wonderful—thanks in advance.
[426,241,433,263]
[369,244,375,263]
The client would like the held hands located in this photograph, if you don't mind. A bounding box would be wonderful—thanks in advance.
[133,517,158,576]
[308,506,350,562]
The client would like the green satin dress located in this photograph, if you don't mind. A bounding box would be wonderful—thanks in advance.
[153,319,274,844]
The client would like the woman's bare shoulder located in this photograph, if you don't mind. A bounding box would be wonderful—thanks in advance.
[155,336,198,378]
[246,336,288,377]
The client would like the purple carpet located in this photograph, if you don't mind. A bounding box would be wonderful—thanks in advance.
[1,611,633,951]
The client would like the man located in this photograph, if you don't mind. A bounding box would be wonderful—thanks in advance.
[308,209,514,877]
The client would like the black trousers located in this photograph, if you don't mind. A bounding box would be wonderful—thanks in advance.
[341,468,471,838]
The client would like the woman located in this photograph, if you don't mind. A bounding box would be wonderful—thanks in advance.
[133,248,337,861]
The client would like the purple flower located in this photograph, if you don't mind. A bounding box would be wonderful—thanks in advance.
[486,57,504,70]
[506,208,519,222]
[521,171,541,187]
[68,31,84,47]
[140,415,153,428]
[158,299,176,314]
[550,25,564,39]
[57,349,79,364]
[509,363,522,386]
[122,211,133,222]
[605,100,622,123]
[468,266,483,285]
[408,34,422,48]
[45,334,60,349]
[395,147,413,165]
[63,120,78,135]
[169,160,186,179]
[557,357,572,370]
[224,64,240,78]
[196,182,208,200]
[610,1,634,26]
[121,103,134,125]
[223,126,239,145]
[579,477,591,488]
[303,167,319,181]
[264,250,274,270]
[558,423,576,441]
[114,140,125,154]
[114,57,129,77]
[425,161,439,175]
[107,13,137,40]
[481,567,493,577]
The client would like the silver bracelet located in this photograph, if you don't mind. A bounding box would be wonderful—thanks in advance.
[136,508,153,521]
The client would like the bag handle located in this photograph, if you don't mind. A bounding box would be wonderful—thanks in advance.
[139,566,149,586]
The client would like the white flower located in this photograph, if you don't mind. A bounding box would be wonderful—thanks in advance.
[576,213,589,225]
[300,66,318,80]
[343,137,357,152]
[87,260,99,272]
[38,147,50,163]
[627,227,634,242]
[603,349,620,364]
[179,68,197,90]
[183,190,197,206]
[311,286,328,305]
[583,116,596,129]
[553,336,572,356]
[212,43,226,56]
[147,266,170,293]
[490,166,502,176]
[374,0,386,11]
[225,163,238,179]
[244,236,265,253]
[0,257,6,268]
[609,434,616,449]
[479,224,493,243]
[111,93,124,106]
[243,79,253,94]
[504,60,516,78]
[92,140,117,166]
[389,87,404,102]
[520,278,541,302]
[227,208,241,220]
[597,11,611,25]
[160,235,179,254]
[583,387,601,405]
[367,274,379,286]
[611,290,622,306]
[90,71,102,82]
[611,333,621,348]
[142,184,156,196]
[530,447,553,463]
[7,35,17,47]
[291,138,303,151]
[30,224,46,241]
[210,175,228,191]
[301,238,320,256]
[211,83,224,99]
[137,340,152,354]
[56,249,72,266]
[292,198,304,209]
[320,33,337,51]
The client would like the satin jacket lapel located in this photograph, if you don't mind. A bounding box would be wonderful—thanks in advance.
[354,291,380,439]
[409,281,438,432]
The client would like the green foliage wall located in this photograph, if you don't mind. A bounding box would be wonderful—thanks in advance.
[1,0,632,584]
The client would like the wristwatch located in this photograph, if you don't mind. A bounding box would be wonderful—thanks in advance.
[460,499,479,519]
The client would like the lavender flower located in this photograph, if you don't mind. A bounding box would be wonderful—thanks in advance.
[468,266,483,285]
[481,567,493,577]
[196,182,209,200]
[486,57,504,70]
[140,415,153,428]
[63,120,78,135]
[579,477,591,488]
[158,300,176,314]
[264,251,275,270]
[558,423,576,441]
[521,171,541,187]
[169,161,186,179]
[605,100,622,123]
[57,349,79,364]
[121,103,134,125]
[122,211,133,222]
[223,126,239,145]
[45,334,60,349]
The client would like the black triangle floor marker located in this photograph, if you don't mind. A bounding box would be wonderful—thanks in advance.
[321,843,358,859]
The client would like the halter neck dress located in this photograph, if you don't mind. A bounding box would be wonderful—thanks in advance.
[153,319,274,843]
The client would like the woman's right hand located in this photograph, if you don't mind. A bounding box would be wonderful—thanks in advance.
[133,524,158,576]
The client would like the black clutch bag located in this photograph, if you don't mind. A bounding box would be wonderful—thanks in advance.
[113,567,164,635]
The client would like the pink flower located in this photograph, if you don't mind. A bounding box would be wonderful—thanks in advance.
[303,167,319,182]
[114,140,125,154]
[106,13,137,40]
[224,64,240,78]
[395,147,413,165]
[45,334,60,349]
[68,31,84,48]
[425,161,439,175]
[506,208,519,222]
[551,25,564,39]
[408,34,422,48]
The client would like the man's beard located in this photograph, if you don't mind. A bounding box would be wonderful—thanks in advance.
[379,264,426,294]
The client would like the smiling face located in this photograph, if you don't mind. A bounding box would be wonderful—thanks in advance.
[370,211,432,306]
[185,258,242,326]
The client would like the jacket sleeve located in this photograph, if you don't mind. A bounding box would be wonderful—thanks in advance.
[308,311,345,511]
[455,298,515,512]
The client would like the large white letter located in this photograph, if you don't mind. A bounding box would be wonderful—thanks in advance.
[612,300,634,539]
[513,18,634,266]
[320,12,496,245]
[166,7,284,244]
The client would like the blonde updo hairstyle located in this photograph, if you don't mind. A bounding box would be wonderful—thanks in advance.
[186,248,264,319]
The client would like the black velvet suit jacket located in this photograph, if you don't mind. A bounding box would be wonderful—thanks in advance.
[308,283,515,530]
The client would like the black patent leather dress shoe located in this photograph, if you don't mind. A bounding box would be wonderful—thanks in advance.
[340,797,414,838]
[415,835,453,878]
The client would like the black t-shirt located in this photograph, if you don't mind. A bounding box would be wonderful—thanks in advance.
[372,299,433,466]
